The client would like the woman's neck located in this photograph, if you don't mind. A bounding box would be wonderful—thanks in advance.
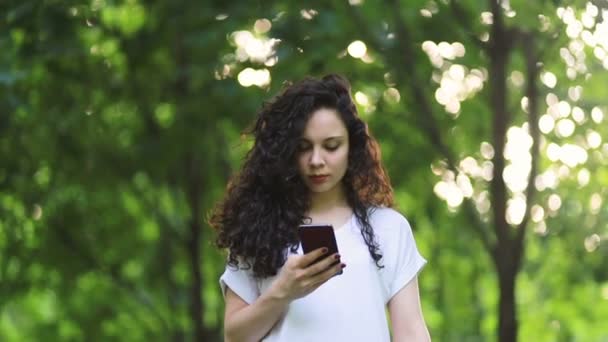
[307,184,353,229]
[308,184,349,215]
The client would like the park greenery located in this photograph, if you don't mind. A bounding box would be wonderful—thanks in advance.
[1,0,607,341]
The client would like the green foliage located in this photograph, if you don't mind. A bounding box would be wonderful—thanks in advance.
[1,0,607,341]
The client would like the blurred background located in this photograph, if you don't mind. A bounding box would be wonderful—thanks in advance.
[1,0,607,341]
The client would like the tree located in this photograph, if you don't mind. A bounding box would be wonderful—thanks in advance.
[1,0,607,341]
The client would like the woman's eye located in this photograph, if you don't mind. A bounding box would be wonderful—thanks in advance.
[325,144,340,151]
[298,143,311,151]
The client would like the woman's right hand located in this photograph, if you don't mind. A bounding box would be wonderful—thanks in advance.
[268,248,346,301]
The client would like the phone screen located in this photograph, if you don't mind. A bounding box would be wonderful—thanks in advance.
[298,224,340,267]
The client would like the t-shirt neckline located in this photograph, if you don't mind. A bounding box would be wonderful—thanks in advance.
[335,213,354,234]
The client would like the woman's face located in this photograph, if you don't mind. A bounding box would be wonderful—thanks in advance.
[297,107,349,195]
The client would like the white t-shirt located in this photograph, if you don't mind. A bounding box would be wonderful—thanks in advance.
[219,207,427,341]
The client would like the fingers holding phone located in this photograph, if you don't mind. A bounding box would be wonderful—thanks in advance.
[270,250,340,300]
[268,224,346,301]
[303,249,342,276]
[298,236,346,291]
[298,224,343,275]
[298,247,331,268]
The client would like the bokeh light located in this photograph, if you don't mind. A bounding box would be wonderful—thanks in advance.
[237,68,270,87]
[347,40,367,59]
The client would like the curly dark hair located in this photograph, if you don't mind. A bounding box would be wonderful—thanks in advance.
[209,74,393,278]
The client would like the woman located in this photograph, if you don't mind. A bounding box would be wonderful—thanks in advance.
[210,74,430,341]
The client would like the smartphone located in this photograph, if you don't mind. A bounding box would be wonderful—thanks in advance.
[298,224,342,274]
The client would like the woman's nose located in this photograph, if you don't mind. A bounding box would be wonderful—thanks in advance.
[309,148,325,167]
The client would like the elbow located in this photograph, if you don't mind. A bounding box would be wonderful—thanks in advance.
[223,332,240,342]
[223,324,237,342]
[224,327,254,342]
[223,328,242,342]
[223,330,231,342]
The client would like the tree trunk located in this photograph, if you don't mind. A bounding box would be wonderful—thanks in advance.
[185,153,208,342]
[160,213,185,342]
[188,216,205,341]
[498,267,517,342]
[487,1,520,339]
[495,242,519,342]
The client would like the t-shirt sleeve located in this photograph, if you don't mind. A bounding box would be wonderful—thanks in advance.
[384,215,427,300]
[219,263,260,305]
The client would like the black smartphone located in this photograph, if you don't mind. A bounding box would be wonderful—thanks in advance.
[298,224,341,273]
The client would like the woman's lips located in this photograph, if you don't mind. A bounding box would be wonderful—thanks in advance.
[309,175,329,184]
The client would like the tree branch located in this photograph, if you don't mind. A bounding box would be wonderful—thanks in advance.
[449,0,486,49]
[515,32,541,266]
[345,0,496,258]
[384,0,495,256]
[463,199,496,259]
[488,0,504,33]
[486,1,514,248]
[386,0,453,163]
[344,4,388,55]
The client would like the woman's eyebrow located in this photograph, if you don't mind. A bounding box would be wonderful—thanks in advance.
[299,136,343,142]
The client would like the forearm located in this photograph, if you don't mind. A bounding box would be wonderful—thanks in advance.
[224,291,290,342]
[389,277,431,342]
[392,326,431,342]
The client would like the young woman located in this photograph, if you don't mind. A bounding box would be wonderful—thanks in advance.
[210,74,430,341]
